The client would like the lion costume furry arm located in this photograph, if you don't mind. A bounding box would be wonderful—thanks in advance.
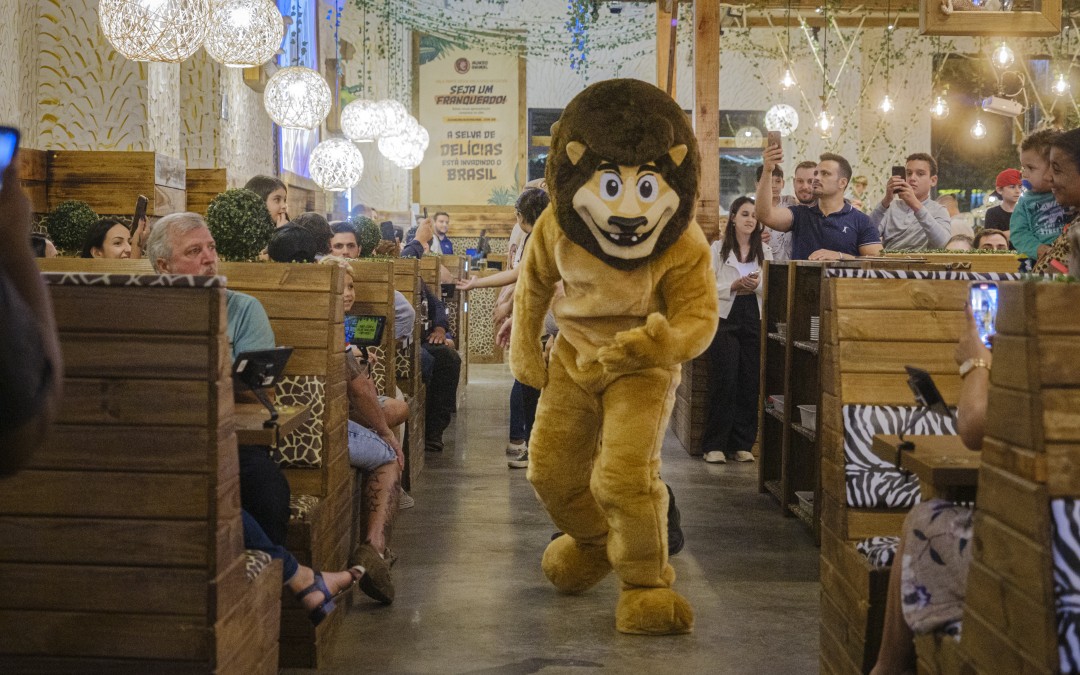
[595,224,718,374]
[509,207,561,389]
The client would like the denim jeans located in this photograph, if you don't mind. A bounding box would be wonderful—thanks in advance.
[508,379,541,443]
[242,509,298,583]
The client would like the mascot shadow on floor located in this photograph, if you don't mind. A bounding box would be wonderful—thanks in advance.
[510,78,719,635]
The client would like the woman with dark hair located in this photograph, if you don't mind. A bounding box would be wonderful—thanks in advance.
[245,174,289,227]
[79,219,132,259]
[702,195,771,464]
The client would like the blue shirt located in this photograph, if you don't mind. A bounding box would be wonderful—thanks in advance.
[435,236,454,255]
[226,290,276,361]
[789,202,880,260]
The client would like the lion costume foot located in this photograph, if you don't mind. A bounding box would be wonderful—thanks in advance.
[542,534,612,594]
[615,588,694,635]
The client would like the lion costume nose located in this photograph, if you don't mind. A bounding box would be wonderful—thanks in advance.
[608,216,647,233]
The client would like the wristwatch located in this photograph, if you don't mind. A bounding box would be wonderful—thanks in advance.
[959,357,991,379]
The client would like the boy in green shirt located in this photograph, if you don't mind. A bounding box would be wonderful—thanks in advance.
[1011,129,1071,261]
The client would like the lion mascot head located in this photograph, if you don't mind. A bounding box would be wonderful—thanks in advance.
[546,79,699,271]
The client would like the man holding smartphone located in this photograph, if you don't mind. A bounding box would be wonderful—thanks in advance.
[870,153,952,250]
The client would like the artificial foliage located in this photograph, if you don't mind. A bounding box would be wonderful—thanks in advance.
[43,200,99,253]
[352,215,382,255]
[206,188,276,262]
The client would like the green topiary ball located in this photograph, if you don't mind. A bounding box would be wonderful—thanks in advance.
[44,200,99,253]
[206,188,275,262]
[352,215,381,257]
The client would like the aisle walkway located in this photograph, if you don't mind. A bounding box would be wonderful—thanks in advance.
[314,364,820,674]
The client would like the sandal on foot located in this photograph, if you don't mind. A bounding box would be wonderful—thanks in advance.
[332,565,366,602]
[295,572,337,626]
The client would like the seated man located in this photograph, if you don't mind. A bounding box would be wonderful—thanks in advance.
[400,230,462,452]
[147,212,290,547]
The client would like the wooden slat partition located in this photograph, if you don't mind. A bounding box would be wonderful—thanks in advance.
[391,257,426,489]
[0,274,281,673]
[348,259,397,398]
[19,148,48,213]
[48,151,186,216]
[187,168,228,216]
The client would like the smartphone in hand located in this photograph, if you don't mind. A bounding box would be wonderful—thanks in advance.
[767,130,782,149]
[131,194,148,234]
[970,282,998,349]
[0,126,20,189]
[891,165,906,194]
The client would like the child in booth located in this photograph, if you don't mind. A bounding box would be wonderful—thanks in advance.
[1011,129,1072,265]
[702,196,772,464]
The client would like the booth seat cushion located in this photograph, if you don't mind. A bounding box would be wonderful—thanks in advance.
[369,345,389,396]
[289,494,321,523]
[856,536,900,569]
[843,405,958,509]
[396,340,413,382]
[244,549,273,583]
[823,269,1022,282]
[1051,499,1080,672]
[274,375,325,468]
[42,272,226,288]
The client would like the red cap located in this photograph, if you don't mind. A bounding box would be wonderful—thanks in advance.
[995,168,1022,189]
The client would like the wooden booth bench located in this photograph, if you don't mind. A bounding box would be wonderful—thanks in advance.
[392,256,427,489]
[0,272,282,674]
[440,254,470,400]
[816,268,1021,675]
[914,280,1080,675]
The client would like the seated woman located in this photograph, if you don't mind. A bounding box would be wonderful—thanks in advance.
[79,219,132,259]
[872,127,1080,675]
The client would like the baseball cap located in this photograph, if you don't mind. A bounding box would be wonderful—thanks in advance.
[995,168,1022,189]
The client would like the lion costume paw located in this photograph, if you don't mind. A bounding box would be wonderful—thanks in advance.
[597,312,674,374]
[615,587,694,636]
[542,535,613,594]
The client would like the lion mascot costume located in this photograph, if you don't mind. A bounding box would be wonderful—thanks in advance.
[510,78,719,635]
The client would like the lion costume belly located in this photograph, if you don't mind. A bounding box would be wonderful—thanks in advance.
[510,206,718,635]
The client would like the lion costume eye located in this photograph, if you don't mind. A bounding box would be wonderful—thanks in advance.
[601,172,623,201]
[637,175,659,203]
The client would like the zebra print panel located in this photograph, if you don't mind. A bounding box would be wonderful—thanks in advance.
[1051,499,1080,673]
[855,535,899,569]
[824,269,1023,281]
[843,404,959,508]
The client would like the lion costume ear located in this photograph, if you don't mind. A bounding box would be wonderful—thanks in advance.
[550,120,561,137]
[566,141,588,166]
[668,144,688,167]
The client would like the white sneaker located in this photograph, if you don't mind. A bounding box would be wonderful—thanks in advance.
[399,488,415,509]
[732,450,756,463]
[506,441,527,456]
[703,451,727,464]
[508,448,529,468]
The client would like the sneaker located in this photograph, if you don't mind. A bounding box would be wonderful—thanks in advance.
[666,483,684,556]
[506,440,527,456]
[732,450,756,463]
[384,547,398,568]
[399,489,415,510]
[703,451,727,464]
[508,448,529,468]
[353,543,395,605]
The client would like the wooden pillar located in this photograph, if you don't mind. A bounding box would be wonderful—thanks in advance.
[694,0,720,241]
[657,0,676,98]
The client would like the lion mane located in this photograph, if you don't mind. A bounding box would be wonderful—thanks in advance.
[545,78,700,271]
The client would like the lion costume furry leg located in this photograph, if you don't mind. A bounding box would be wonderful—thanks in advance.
[527,339,692,635]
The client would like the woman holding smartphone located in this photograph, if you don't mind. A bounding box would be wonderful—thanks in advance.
[702,196,772,464]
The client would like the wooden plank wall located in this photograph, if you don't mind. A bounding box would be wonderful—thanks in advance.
[187,168,228,216]
[0,279,281,673]
[420,205,516,238]
[48,151,186,216]
[19,148,48,214]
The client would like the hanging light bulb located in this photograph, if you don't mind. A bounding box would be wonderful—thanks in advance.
[930,95,950,119]
[879,94,894,114]
[204,0,284,68]
[98,0,210,62]
[817,108,833,137]
[992,42,1015,70]
[971,118,987,140]
[263,66,332,130]
[309,137,365,192]
[780,68,796,90]
[1053,72,1071,96]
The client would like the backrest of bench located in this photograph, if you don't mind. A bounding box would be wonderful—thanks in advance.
[955,280,1080,675]
[348,259,397,397]
[819,270,1021,541]
[391,258,423,396]
[37,257,155,274]
[0,273,247,667]
[217,263,347,499]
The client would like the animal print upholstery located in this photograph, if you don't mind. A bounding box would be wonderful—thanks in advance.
[444,297,460,338]
[41,272,226,288]
[243,549,272,582]
[448,236,510,257]
[368,345,388,397]
[842,405,958,509]
[396,339,413,384]
[289,494,321,523]
[274,376,325,468]
[855,536,900,569]
[1051,499,1080,672]
[824,269,1022,281]
[467,286,499,360]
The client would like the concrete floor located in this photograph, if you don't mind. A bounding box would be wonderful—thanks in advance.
[309,364,820,674]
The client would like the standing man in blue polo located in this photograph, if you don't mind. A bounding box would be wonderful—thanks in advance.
[432,211,455,254]
[756,145,883,261]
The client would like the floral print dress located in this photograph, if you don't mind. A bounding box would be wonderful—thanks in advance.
[900,499,974,636]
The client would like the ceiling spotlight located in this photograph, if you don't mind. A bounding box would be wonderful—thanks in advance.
[992,42,1015,70]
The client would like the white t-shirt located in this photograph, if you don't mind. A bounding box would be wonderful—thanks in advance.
[508,224,526,270]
